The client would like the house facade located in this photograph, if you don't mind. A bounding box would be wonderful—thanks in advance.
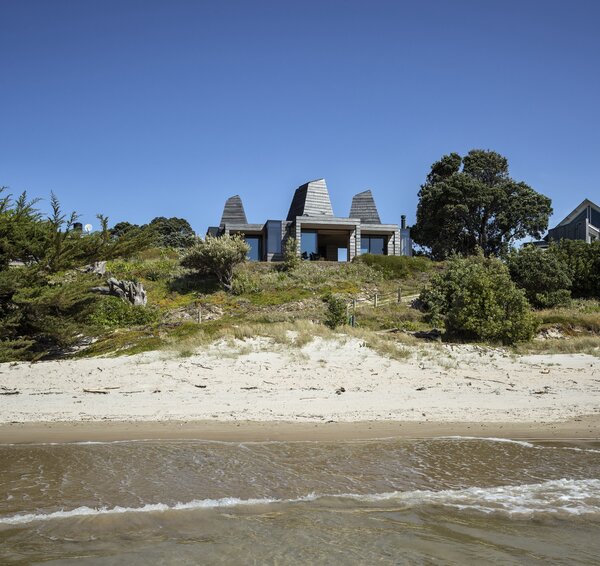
[546,199,600,244]
[207,179,412,261]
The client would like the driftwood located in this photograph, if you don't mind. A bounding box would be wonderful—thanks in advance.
[82,261,107,276]
[92,278,147,306]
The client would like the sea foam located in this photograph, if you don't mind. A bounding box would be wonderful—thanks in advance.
[1,479,599,525]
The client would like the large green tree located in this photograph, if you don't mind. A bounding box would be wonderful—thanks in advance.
[0,187,151,360]
[149,216,195,248]
[412,150,552,259]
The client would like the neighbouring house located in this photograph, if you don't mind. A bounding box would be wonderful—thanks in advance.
[207,179,412,261]
[546,199,600,244]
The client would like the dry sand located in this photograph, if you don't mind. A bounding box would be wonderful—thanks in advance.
[1,336,599,442]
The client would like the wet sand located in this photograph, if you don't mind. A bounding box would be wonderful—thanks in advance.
[2,415,600,444]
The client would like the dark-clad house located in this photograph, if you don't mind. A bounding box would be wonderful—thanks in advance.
[207,179,412,261]
[546,199,600,244]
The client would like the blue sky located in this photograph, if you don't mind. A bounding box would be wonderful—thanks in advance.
[1,0,598,235]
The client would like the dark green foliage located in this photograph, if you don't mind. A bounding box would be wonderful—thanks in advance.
[88,296,159,329]
[149,217,195,248]
[0,267,100,360]
[323,294,348,329]
[506,246,572,308]
[420,254,536,344]
[0,187,155,360]
[110,221,138,238]
[550,240,600,299]
[356,254,433,279]
[413,150,552,259]
[0,188,44,270]
[0,187,152,274]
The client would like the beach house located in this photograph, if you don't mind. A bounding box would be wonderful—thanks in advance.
[207,179,412,261]
[546,199,600,244]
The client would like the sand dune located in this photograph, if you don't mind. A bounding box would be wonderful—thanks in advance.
[1,337,598,430]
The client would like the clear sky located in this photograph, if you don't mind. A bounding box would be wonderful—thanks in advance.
[1,0,598,235]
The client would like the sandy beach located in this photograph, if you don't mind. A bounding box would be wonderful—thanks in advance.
[1,336,599,442]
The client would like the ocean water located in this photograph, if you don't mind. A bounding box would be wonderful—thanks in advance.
[1,436,600,564]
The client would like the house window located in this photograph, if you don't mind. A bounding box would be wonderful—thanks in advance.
[244,236,262,261]
[301,230,318,260]
[265,221,282,255]
[361,236,387,255]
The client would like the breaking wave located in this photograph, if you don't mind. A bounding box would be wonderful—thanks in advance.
[2,479,599,525]
[436,436,600,453]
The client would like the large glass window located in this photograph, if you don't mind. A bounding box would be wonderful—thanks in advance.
[244,236,262,261]
[361,236,386,255]
[265,221,282,255]
[301,230,318,260]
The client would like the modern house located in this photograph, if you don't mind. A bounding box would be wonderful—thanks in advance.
[207,179,412,261]
[546,199,600,244]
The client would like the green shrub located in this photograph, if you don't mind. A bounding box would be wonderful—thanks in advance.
[420,254,536,344]
[231,269,262,295]
[181,235,249,292]
[550,240,600,299]
[89,296,159,329]
[356,254,433,279]
[0,268,101,359]
[283,237,300,271]
[323,294,348,329]
[506,246,572,308]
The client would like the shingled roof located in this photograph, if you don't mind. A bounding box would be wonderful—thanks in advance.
[286,179,334,221]
[349,190,381,224]
[220,195,248,225]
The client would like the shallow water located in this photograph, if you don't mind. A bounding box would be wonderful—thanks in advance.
[1,436,600,564]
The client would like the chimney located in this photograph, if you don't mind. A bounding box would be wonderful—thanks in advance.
[400,215,406,230]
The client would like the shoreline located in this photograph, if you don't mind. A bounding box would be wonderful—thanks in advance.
[2,340,598,443]
[2,416,600,444]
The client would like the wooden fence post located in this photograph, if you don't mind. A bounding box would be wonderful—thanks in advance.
[374,293,378,308]
[397,288,402,303]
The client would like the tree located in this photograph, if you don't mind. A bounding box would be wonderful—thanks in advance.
[419,253,537,344]
[506,245,572,308]
[412,150,552,259]
[181,235,249,292]
[149,216,195,248]
[550,240,600,299]
[0,187,153,360]
[110,221,138,239]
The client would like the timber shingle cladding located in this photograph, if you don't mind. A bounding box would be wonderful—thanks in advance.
[286,179,334,220]
[211,178,412,260]
[220,195,248,225]
[349,190,381,224]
